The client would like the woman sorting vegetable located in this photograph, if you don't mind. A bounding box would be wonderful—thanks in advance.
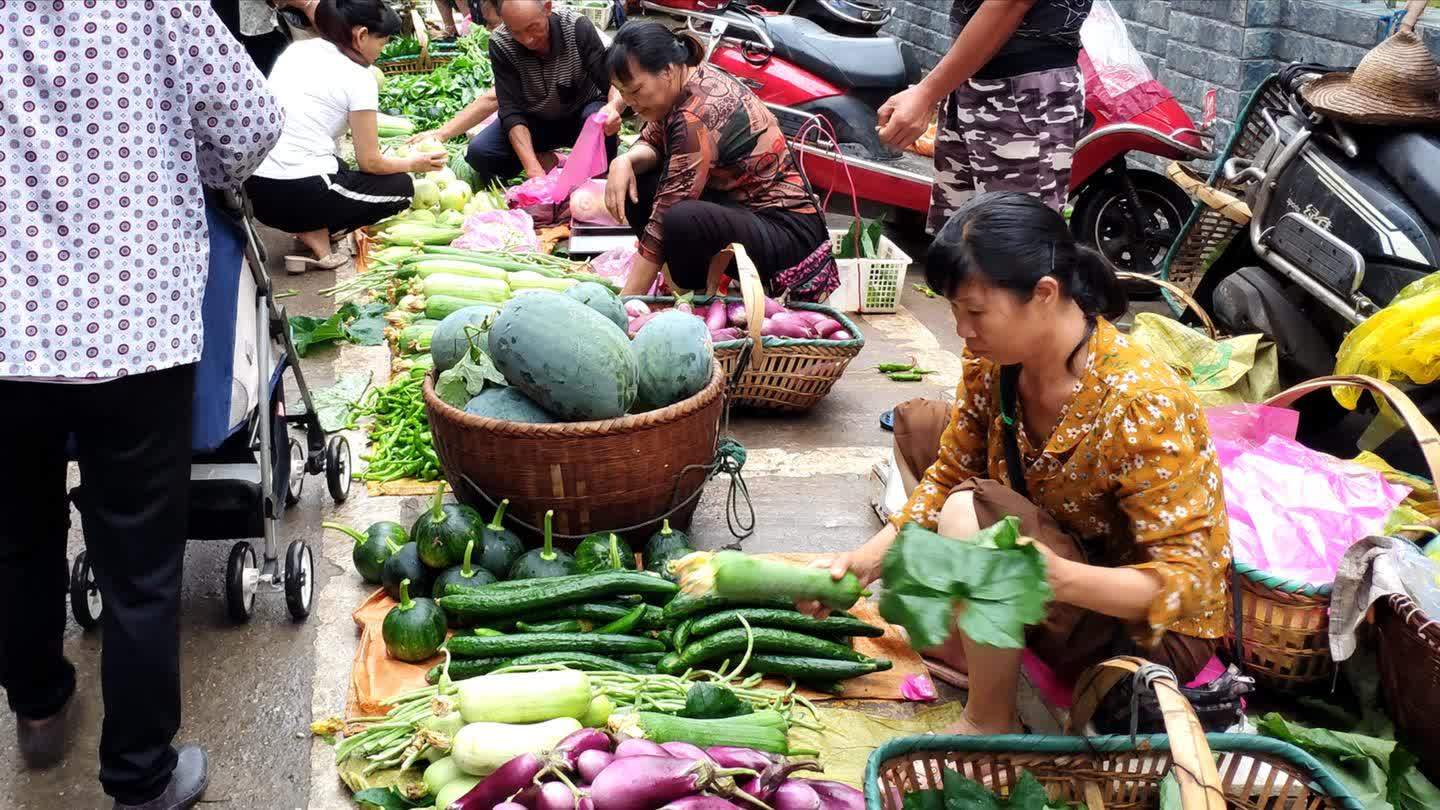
[245,0,447,272]
[805,193,1231,735]
[603,23,838,301]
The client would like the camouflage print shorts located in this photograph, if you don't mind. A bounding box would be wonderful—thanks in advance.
[928,65,1084,233]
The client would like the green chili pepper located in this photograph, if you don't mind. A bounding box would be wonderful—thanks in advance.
[595,604,647,635]
[888,372,924,382]
[874,361,916,373]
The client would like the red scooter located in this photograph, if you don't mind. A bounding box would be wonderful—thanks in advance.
[669,0,1214,278]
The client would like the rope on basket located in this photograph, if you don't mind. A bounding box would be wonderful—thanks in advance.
[454,437,755,542]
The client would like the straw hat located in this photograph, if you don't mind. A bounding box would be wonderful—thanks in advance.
[1301,31,1440,125]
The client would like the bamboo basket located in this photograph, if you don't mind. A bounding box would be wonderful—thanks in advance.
[636,245,865,412]
[867,657,1361,810]
[376,10,455,75]
[1232,375,1440,690]
[1376,593,1440,785]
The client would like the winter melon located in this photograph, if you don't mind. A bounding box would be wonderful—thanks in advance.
[449,152,480,193]
[431,305,498,374]
[488,294,638,421]
[563,281,628,332]
[630,311,714,412]
[463,387,557,423]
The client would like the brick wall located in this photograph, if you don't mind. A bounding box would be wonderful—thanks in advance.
[887,0,1440,153]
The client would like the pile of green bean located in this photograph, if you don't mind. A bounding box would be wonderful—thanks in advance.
[352,368,441,483]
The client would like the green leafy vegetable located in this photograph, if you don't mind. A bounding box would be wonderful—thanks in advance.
[878,517,1051,650]
[434,330,507,409]
[289,301,390,356]
[1257,713,1440,810]
[836,218,886,259]
[902,772,1074,810]
[308,371,373,432]
[289,313,349,357]
[353,786,431,810]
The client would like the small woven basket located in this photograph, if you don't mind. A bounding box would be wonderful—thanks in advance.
[1377,593,1440,785]
[867,657,1361,810]
[376,9,455,75]
[1231,375,1440,690]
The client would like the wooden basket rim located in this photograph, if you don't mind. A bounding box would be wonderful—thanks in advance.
[422,361,725,439]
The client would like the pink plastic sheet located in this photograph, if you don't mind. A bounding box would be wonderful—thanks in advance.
[1207,403,1411,585]
[451,208,538,252]
[505,110,611,208]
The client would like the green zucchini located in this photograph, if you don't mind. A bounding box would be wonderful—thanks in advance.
[743,654,893,681]
[686,609,884,641]
[669,628,867,671]
[500,652,645,674]
[445,632,666,659]
[515,619,589,633]
[660,592,793,624]
[439,571,678,622]
[619,652,666,666]
[530,602,666,629]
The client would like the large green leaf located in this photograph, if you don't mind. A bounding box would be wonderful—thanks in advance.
[1257,713,1440,810]
[289,313,348,357]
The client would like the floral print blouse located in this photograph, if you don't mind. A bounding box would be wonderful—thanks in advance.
[891,319,1231,644]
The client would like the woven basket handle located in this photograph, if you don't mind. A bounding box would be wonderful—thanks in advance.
[1262,374,1440,509]
[1067,656,1225,810]
[731,243,767,370]
[1114,272,1218,340]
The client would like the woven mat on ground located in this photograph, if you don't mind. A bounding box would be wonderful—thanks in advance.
[363,478,448,497]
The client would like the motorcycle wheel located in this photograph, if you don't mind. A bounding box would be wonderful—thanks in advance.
[1070,169,1194,298]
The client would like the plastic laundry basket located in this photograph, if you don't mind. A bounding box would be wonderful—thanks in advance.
[827,228,912,314]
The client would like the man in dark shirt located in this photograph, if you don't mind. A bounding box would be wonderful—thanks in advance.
[465,0,624,184]
[877,0,1093,228]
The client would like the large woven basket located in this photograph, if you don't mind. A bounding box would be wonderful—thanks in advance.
[1377,593,1440,784]
[376,9,455,75]
[423,363,726,544]
[636,245,865,412]
[867,657,1360,810]
[1232,375,1440,690]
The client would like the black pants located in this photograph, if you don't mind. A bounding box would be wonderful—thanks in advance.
[464,100,619,186]
[0,365,195,804]
[624,169,827,290]
[245,168,413,236]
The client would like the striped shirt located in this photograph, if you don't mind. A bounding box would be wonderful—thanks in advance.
[490,9,608,131]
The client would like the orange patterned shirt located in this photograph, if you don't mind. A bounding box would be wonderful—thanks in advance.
[891,319,1231,644]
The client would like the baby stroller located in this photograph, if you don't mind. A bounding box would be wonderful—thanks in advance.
[69,190,352,627]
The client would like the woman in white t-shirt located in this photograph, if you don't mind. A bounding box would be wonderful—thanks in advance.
[246,0,447,271]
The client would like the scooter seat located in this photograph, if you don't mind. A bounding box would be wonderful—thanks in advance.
[1375,131,1440,227]
[758,15,907,92]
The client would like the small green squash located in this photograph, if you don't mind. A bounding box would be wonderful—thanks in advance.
[477,498,526,579]
[574,532,637,574]
[433,540,498,605]
[643,519,692,560]
[411,483,484,570]
[508,510,578,580]
[382,542,432,601]
[324,520,407,584]
[381,579,448,662]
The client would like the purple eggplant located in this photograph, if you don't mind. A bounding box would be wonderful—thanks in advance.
[762,315,815,339]
[660,742,712,763]
[495,803,529,810]
[450,753,547,810]
[536,780,581,810]
[577,799,595,810]
[738,758,821,801]
[553,729,612,770]
[797,780,864,810]
[705,301,729,331]
[762,297,783,317]
[614,739,670,759]
[628,310,663,337]
[770,781,821,810]
[786,310,830,328]
[727,302,748,327]
[710,326,743,342]
[624,299,651,318]
[704,748,775,772]
[577,749,616,783]
[587,755,760,810]
[830,329,853,341]
[657,798,743,810]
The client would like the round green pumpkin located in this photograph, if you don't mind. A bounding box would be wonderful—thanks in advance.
[411,484,483,570]
[382,579,448,662]
[643,518,692,561]
[508,510,577,580]
[382,542,432,601]
[433,540,498,605]
[645,545,693,582]
[574,532,637,574]
[326,520,407,584]
[478,498,526,579]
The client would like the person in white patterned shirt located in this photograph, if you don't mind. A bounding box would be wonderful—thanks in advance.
[0,3,282,808]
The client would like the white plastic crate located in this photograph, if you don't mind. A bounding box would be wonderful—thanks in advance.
[826,228,912,314]
[557,0,612,29]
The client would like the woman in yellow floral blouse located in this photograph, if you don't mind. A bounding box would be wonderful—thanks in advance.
[803,192,1230,736]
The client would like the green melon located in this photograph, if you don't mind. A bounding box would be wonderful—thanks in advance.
[630,311,714,412]
[488,294,638,421]
[431,304,498,374]
[563,281,628,332]
[463,387,557,423]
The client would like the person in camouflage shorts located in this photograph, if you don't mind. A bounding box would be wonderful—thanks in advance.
[928,65,1083,232]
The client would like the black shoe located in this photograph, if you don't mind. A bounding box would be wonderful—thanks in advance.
[113,745,209,810]
[15,694,75,769]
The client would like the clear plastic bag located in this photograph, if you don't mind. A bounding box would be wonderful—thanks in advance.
[1079,0,1173,121]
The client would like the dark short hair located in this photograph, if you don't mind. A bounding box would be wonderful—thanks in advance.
[925,192,1127,320]
[313,0,402,53]
[606,20,703,84]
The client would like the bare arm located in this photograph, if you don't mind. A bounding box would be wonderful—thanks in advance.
[1048,556,1163,622]
[417,90,499,142]
[507,124,546,179]
[351,110,442,174]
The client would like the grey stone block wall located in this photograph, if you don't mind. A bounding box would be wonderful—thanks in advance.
[886,0,1440,161]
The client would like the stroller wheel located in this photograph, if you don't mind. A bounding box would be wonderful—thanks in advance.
[70,552,103,631]
[285,437,306,507]
[226,541,259,623]
[284,540,315,621]
[326,435,352,503]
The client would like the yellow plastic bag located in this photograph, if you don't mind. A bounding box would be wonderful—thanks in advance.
[1334,272,1440,409]
[1128,313,1279,406]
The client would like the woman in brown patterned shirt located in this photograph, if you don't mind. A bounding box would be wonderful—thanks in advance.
[802,193,1230,736]
[603,23,836,301]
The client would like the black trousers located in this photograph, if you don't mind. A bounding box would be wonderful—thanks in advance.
[464,100,619,186]
[624,169,827,290]
[245,168,413,237]
[0,364,195,804]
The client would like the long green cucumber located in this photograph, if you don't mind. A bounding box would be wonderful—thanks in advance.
[502,652,644,674]
[743,654,892,681]
[439,571,677,622]
[668,628,867,671]
[516,619,589,633]
[530,602,666,629]
[620,652,666,665]
[445,632,666,659]
[686,609,884,641]
[660,592,793,624]
[425,657,510,684]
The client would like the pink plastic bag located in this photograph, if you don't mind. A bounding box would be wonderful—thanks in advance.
[570,179,619,226]
[1207,404,1411,585]
[452,209,538,252]
[505,110,611,209]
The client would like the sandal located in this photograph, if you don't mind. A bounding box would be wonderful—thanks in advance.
[284,253,348,274]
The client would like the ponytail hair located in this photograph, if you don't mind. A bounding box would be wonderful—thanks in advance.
[924,191,1127,321]
[314,0,402,58]
[606,21,703,84]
